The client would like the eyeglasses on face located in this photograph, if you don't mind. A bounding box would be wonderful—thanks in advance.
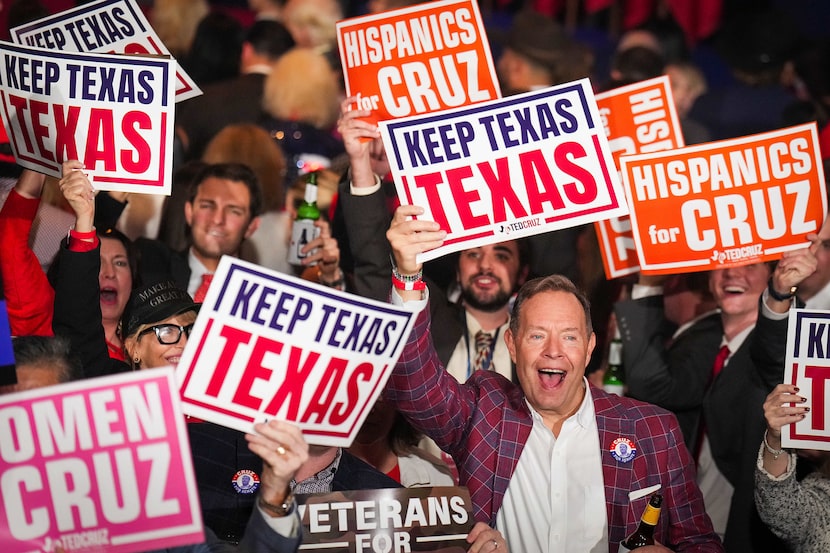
[138,323,194,345]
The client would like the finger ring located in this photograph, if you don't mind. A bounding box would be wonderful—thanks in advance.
[276,445,286,455]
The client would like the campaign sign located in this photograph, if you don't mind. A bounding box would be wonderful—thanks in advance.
[176,256,416,447]
[297,487,474,552]
[593,76,685,279]
[381,79,627,263]
[336,0,499,125]
[10,0,201,102]
[783,309,830,450]
[0,41,176,194]
[619,123,827,274]
[0,369,204,553]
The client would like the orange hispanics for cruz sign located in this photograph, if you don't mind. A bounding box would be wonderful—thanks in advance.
[336,0,499,125]
[620,123,827,274]
[593,76,685,279]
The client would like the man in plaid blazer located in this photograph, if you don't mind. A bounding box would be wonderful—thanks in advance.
[384,206,723,552]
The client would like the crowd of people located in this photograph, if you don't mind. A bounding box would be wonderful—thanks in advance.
[2,0,830,551]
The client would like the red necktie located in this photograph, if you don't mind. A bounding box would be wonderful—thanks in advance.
[193,273,214,303]
[712,344,730,380]
[696,344,730,463]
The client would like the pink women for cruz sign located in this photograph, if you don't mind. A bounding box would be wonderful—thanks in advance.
[0,369,203,553]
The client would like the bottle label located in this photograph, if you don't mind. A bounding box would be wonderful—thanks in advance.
[603,383,625,396]
[287,219,320,265]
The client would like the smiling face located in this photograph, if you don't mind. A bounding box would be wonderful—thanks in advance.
[506,289,595,433]
[457,241,527,313]
[99,236,133,327]
[124,311,198,369]
[184,177,260,270]
[709,262,770,334]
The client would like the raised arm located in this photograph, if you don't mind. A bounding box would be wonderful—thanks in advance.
[0,168,54,336]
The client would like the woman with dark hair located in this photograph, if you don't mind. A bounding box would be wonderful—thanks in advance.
[0,168,135,357]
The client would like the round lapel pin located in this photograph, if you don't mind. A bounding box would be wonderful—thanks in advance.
[610,437,637,463]
[232,469,261,494]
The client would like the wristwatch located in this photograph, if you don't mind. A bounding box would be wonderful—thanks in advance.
[767,278,797,301]
[258,491,295,517]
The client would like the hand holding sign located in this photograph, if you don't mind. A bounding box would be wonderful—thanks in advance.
[387,204,446,283]
[246,420,309,515]
[58,159,95,232]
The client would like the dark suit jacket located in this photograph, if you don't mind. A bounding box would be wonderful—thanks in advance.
[176,72,268,160]
[615,295,791,553]
[134,237,192,292]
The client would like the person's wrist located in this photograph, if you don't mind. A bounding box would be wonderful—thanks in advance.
[258,489,295,518]
[768,277,797,302]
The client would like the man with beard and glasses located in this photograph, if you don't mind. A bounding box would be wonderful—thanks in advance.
[335,98,529,383]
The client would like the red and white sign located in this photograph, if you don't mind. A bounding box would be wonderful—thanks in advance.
[0,369,204,553]
[176,257,417,447]
[783,309,830,450]
[620,123,827,274]
[336,0,499,125]
[381,79,627,263]
[10,0,201,102]
[0,41,176,194]
[593,76,685,278]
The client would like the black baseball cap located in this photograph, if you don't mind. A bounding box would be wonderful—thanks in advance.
[121,280,199,339]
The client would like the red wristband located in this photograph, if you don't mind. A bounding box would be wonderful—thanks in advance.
[392,276,426,291]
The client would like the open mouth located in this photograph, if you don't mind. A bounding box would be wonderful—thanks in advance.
[100,287,118,305]
[723,284,747,295]
[539,369,566,387]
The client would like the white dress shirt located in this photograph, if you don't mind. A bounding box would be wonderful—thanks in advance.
[497,382,608,552]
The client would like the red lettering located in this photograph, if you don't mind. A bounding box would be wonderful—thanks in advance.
[554,141,598,204]
[30,100,53,162]
[413,172,450,231]
[447,165,488,230]
[301,357,348,424]
[120,111,151,173]
[479,157,527,223]
[84,109,116,170]
[520,149,565,213]
[54,105,81,162]
[806,365,830,430]
[9,95,34,154]
[329,362,374,425]
[205,325,252,397]
[233,337,283,410]
[264,347,319,418]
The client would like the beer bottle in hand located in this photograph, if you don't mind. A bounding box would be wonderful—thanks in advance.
[288,172,321,266]
[619,493,663,551]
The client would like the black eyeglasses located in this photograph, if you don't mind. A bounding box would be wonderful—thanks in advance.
[138,323,194,345]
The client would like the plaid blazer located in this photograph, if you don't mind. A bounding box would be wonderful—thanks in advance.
[385,307,723,552]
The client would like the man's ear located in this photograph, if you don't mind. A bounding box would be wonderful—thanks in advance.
[244,216,261,239]
[184,201,194,227]
[505,328,517,364]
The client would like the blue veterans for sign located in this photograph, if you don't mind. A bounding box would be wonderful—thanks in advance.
[380,78,627,262]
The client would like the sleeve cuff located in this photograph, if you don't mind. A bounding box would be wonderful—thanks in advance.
[350,173,382,196]
[390,286,428,312]
[256,503,301,538]
[631,283,663,300]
